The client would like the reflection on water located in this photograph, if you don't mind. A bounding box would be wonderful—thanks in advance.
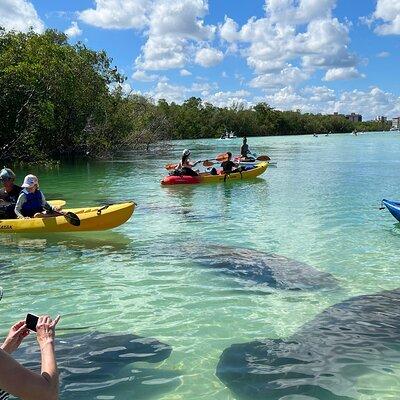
[0,231,132,252]
[15,331,180,399]
[217,288,400,400]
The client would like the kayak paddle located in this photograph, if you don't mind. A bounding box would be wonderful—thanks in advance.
[63,211,81,226]
[44,204,80,226]
[165,153,229,170]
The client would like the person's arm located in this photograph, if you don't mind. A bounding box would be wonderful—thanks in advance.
[40,193,56,212]
[14,193,26,219]
[0,315,60,400]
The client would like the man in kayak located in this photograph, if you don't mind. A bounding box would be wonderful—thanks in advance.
[0,167,22,219]
[14,174,59,219]
[240,137,254,161]
[221,152,241,174]
[175,149,199,177]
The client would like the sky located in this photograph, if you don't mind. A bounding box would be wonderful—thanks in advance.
[1,0,400,120]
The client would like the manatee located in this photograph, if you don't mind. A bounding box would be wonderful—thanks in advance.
[15,331,179,399]
[192,245,339,291]
[217,288,400,400]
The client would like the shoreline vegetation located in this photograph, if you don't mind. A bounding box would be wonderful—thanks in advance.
[0,28,392,164]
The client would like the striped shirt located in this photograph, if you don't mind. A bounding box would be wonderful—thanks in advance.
[0,390,9,400]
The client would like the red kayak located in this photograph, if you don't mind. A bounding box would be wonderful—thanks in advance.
[161,175,201,185]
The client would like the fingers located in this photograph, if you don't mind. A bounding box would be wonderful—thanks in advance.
[22,330,30,338]
[12,320,25,331]
[49,315,60,329]
[15,323,28,335]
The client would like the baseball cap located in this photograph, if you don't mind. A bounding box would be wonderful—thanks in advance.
[0,167,16,181]
[21,174,39,188]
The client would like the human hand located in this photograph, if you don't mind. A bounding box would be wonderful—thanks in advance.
[36,315,60,349]
[1,320,30,354]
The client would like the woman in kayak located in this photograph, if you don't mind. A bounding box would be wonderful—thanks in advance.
[176,149,199,177]
[14,174,59,219]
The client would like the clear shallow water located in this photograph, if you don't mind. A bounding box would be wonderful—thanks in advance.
[1,132,400,399]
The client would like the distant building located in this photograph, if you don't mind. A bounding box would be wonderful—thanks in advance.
[392,117,400,130]
[332,112,345,118]
[375,116,387,122]
[345,113,362,122]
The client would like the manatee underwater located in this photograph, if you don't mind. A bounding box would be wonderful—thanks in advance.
[191,245,339,291]
[217,288,400,400]
[15,331,179,399]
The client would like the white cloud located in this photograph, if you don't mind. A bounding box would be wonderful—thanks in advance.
[219,16,239,42]
[373,0,400,35]
[147,81,188,103]
[0,0,44,32]
[64,21,82,38]
[250,65,309,89]
[136,0,216,70]
[265,0,336,25]
[377,51,390,58]
[323,67,365,81]
[180,69,192,76]
[132,69,159,82]
[259,85,400,119]
[79,0,152,29]
[195,47,224,67]
[219,0,359,87]
[149,0,214,40]
[205,90,251,108]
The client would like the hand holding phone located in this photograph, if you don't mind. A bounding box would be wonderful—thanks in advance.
[25,313,39,332]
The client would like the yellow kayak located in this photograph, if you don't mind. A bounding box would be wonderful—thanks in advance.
[200,162,268,183]
[0,202,135,234]
[161,162,268,185]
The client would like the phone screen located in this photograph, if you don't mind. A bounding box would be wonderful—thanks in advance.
[26,313,39,331]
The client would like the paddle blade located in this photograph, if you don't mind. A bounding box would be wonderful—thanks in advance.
[203,160,214,167]
[65,212,80,226]
[216,153,228,162]
[165,163,178,170]
[256,155,271,161]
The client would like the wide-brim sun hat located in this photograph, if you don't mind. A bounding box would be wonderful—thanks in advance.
[21,174,39,188]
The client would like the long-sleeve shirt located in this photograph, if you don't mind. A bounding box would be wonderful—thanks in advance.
[14,189,54,219]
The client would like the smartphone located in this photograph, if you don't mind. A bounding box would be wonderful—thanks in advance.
[26,313,39,332]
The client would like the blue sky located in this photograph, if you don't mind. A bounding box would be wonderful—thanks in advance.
[1,0,400,119]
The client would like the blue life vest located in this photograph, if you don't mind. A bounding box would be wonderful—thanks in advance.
[21,189,44,217]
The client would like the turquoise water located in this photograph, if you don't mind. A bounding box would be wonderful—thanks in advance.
[1,132,400,399]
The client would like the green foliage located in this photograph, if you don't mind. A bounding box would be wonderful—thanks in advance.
[0,28,124,162]
[0,28,391,163]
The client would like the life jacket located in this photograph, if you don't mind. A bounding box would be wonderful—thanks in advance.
[21,189,44,217]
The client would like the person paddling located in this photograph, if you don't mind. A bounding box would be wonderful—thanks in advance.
[175,149,199,177]
[240,137,254,161]
[221,152,241,174]
[0,168,22,218]
[14,175,59,219]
